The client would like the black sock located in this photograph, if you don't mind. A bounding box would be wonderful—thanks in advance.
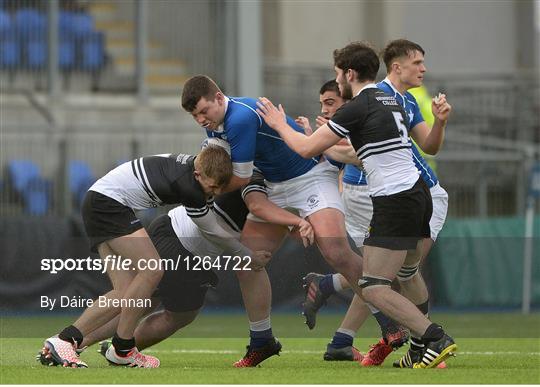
[59,325,83,348]
[112,333,135,356]
[416,300,429,316]
[372,311,398,339]
[421,323,444,344]
[410,336,424,352]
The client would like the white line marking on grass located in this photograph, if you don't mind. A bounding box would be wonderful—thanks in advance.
[144,349,540,356]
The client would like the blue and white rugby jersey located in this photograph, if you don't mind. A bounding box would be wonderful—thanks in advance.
[205,96,317,183]
[377,78,439,188]
[342,164,367,186]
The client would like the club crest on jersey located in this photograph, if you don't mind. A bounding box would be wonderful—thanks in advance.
[307,194,320,209]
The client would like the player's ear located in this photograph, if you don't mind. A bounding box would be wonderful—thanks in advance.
[216,92,225,105]
[346,69,355,83]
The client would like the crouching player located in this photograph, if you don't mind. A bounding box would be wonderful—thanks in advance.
[38,145,270,368]
[39,170,313,366]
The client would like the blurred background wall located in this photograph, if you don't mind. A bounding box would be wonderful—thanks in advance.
[1,0,539,312]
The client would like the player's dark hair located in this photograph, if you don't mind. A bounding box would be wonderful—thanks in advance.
[381,39,425,73]
[333,41,379,82]
[181,75,221,112]
[319,80,341,96]
[195,145,232,188]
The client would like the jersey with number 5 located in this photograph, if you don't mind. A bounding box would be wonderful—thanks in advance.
[328,84,419,197]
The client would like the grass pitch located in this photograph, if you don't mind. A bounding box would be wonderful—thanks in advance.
[1,312,539,384]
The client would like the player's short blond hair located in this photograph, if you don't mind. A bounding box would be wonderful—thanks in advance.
[194,145,233,187]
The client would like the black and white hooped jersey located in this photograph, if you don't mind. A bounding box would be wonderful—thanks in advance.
[89,154,211,217]
[328,84,420,197]
[168,170,268,258]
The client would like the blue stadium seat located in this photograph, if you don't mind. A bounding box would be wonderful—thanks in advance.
[59,10,94,38]
[69,160,95,208]
[72,12,94,38]
[8,160,40,193]
[0,9,11,34]
[26,36,46,69]
[7,160,52,215]
[81,31,105,71]
[14,8,46,38]
[23,176,51,215]
[23,36,76,71]
[59,37,76,70]
[0,28,19,68]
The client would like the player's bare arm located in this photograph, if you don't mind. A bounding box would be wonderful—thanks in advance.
[410,93,451,155]
[256,97,341,158]
[244,191,314,247]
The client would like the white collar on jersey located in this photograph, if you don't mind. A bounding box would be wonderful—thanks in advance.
[382,77,405,98]
[382,77,417,109]
[354,83,378,97]
[216,96,230,132]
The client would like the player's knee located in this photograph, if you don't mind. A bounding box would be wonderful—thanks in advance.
[358,275,392,301]
[165,309,199,330]
[320,241,354,267]
[396,264,419,282]
[235,268,258,281]
[139,266,164,284]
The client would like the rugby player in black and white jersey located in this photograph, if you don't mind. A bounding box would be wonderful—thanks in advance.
[256,42,457,369]
[38,145,271,368]
[39,168,313,366]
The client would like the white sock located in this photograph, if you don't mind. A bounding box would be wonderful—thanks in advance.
[337,328,356,338]
[332,274,343,292]
[249,317,271,331]
[366,303,380,314]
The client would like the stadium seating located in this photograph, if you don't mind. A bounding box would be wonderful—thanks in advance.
[0,9,10,33]
[23,176,51,215]
[13,8,47,38]
[0,6,106,85]
[0,28,19,68]
[26,35,47,69]
[68,160,95,208]
[81,31,105,71]
[7,159,52,215]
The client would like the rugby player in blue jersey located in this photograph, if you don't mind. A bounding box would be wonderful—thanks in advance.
[181,76,366,367]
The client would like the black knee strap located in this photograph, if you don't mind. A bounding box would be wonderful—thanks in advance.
[358,276,392,289]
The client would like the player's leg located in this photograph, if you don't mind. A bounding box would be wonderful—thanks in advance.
[80,298,158,349]
[323,294,368,362]
[361,244,430,333]
[394,184,449,368]
[307,182,408,364]
[302,182,370,329]
[361,181,456,369]
[96,228,162,368]
[133,309,200,349]
[71,242,137,334]
[399,184,448,305]
[308,209,364,294]
[39,241,137,368]
[233,219,288,367]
